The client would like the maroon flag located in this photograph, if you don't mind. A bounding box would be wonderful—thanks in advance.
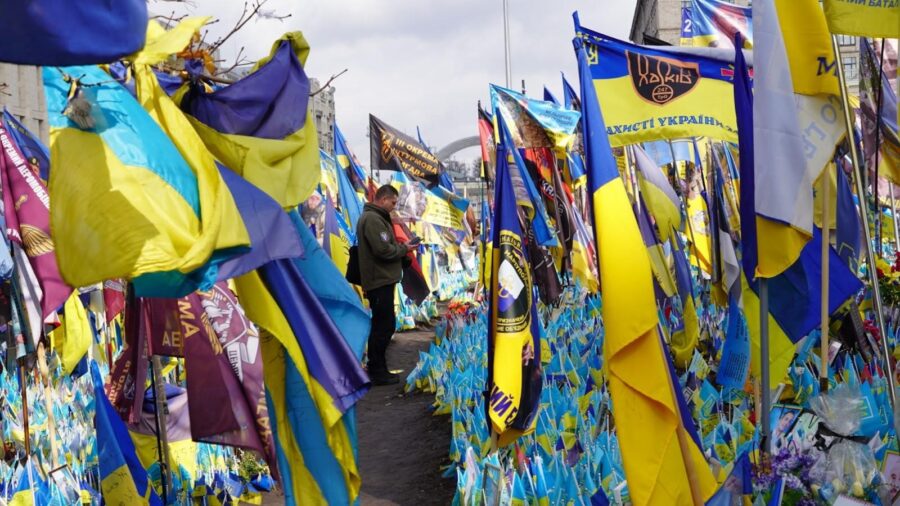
[0,124,71,318]
[103,280,126,323]
[107,293,150,425]
[143,283,276,475]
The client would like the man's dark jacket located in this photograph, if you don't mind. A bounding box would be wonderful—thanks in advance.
[356,203,407,291]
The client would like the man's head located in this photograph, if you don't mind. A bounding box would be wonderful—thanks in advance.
[373,184,400,213]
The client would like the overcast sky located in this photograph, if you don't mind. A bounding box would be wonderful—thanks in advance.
[151,0,637,167]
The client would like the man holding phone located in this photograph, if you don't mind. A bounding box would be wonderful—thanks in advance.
[357,184,417,385]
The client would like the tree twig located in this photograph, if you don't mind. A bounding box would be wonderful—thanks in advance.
[310,68,348,97]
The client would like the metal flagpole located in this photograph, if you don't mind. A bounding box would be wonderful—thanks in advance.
[150,355,172,504]
[820,163,831,393]
[831,35,896,407]
[502,0,512,88]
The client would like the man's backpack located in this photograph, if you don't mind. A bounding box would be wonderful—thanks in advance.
[345,245,362,285]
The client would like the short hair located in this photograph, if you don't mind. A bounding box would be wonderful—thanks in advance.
[375,184,399,200]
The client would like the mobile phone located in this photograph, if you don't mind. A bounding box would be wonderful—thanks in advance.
[408,236,422,245]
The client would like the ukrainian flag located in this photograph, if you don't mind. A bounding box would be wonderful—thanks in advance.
[180,32,321,208]
[633,145,682,241]
[43,64,249,296]
[233,270,362,505]
[92,361,162,505]
[575,31,717,506]
[689,0,753,49]
[671,233,701,369]
[575,20,739,147]
[752,0,846,278]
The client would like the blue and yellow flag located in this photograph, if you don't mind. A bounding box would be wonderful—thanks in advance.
[0,0,146,66]
[575,20,739,147]
[92,361,162,505]
[43,64,249,296]
[487,124,543,447]
[632,145,681,241]
[181,32,321,208]
[823,0,899,38]
[334,122,370,197]
[751,0,845,279]
[689,0,753,49]
[575,30,717,505]
[233,269,362,506]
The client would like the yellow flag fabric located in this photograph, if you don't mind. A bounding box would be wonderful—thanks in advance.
[43,65,246,293]
[592,181,717,505]
[49,293,92,375]
[671,293,700,368]
[183,33,321,208]
[741,274,796,385]
[233,270,360,505]
[753,0,846,278]
[577,36,717,504]
[132,17,210,65]
[686,195,713,274]
[579,28,739,147]
[823,0,900,38]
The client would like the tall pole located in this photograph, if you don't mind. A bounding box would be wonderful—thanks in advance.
[502,0,512,88]
[831,35,896,407]
[759,279,771,454]
[150,356,172,504]
[820,164,831,393]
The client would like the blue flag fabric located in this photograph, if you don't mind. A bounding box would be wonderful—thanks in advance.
[260,257,369,411]
[334,122,369,195]
[543,86,561,106]
[0,0,146,66]
[215,164,303,281]
[92,361,162,505]
[3,110,50,181]
[835,161,861,270]
[762,229,863,343]
[334,151,364,232]
[181,40,309,139]
[717,298,750,390]
[562,73,580,111]
[288,210,369,360]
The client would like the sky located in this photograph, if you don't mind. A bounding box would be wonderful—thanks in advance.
[151,0,638,168]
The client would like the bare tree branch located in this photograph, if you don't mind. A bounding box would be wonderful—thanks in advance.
[310,69,348,97]
[0,83,9,97]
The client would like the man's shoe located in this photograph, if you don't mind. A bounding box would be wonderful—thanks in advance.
[370,371,400,386]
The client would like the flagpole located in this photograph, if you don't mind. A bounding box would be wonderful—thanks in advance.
[149,355,172,504]
[502,0,512,88]
[832,35,896,408]
[759,278,771,454]
[820,163,831,393]
[9,265,33,458]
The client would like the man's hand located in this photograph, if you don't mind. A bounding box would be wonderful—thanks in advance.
[405,243,417,253]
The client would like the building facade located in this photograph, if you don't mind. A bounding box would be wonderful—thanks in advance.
[309,78,336,154]
[0,63,48,142]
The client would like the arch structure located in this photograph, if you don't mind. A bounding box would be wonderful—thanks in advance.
[436,136,480,162]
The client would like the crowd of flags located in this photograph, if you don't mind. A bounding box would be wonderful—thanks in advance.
[411,0,900,505]
[0,0,898,505]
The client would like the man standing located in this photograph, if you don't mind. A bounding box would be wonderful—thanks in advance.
[357,184,415,385]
